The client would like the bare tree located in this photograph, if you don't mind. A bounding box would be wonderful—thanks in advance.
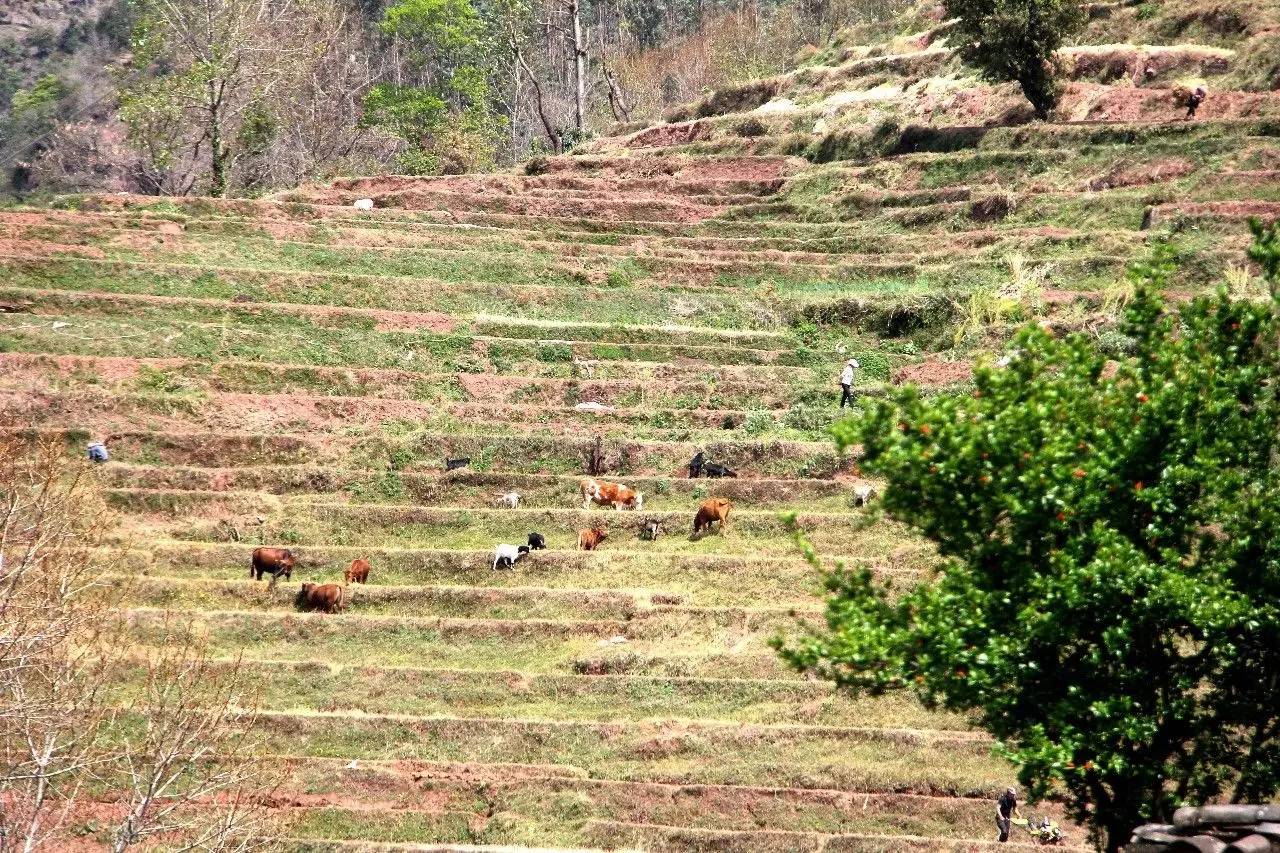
[121,0,307,196]
[111,631,274,853]
[0,439,279,851]
[0,438,123,852]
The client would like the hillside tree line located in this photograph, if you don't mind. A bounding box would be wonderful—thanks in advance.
[1,0,885,195]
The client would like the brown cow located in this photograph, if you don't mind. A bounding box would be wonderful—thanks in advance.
[577,527,607,551]
[251,547,295,586]
[296,582,345,614]
[580,477,644,511]
[693,497,731,537]
[345,558,371,584]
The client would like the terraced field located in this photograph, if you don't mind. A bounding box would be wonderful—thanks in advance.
[4,2,1280,848]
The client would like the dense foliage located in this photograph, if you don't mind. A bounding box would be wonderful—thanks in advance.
[942,0,1083,118]
[776,224,1280,852]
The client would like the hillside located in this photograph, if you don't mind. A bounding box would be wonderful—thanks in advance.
[1,0,1279,849]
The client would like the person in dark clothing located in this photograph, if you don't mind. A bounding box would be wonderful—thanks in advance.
[1186,84,1207,119]
[996,786,1019,842]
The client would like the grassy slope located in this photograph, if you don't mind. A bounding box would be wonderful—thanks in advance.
[3,0,1279,849]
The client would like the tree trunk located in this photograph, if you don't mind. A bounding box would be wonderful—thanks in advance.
[569,0,587,134]
[515,44,563,154]
[601,56,630,123]
[1018,60,1057,121]
[208,79,228,197]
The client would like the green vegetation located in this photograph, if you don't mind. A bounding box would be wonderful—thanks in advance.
[778,225,1280,853]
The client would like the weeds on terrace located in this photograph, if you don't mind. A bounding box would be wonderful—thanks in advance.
[0,438,278,850]
[951,253,1050,346]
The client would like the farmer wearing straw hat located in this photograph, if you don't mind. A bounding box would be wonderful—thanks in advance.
[839,358,859,409]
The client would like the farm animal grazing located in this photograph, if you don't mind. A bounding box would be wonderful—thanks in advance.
[296,582,345,613]
[642,518,662,541]
[345,557,371,584]
[703,462,738,478]
[493,543,531,570]
[527,532,547,550]
[853,484,877,507]
[497,492,521,509]
[688,451,704,479]
[577,527,607,551]
[445,457,471,471]
[579,477,643,511]
[693,498,732,536]
[251,547,295,586]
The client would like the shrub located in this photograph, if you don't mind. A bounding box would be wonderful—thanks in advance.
[742,410,775,436]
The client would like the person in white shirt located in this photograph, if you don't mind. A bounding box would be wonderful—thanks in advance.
[839,358,859,409]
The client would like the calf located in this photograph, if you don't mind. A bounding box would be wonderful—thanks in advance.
[580,477,643,511]
[527,532,547,550]
[497,492,521,509]
[853,484,877,507]
[704,462,738,478]
[345,557,371,584]
[251,547,295,587]
[688,451,704,479]
[493,543,530,570]
[642,518,663,541]
[296,582,345,614]
[693,498,732,537]
[445,457,471,471]
[577,527,607,551]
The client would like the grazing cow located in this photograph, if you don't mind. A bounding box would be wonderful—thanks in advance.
[345,557,371,584]
[296,582,345,613]
[704,462,738,478]
[497,492,521,509]
[445,457,471,471]
[688,451,704,479]
[579,477,644,511]
[250,547,295,586]
[853,484,877,507]
[493,543,531,570]
[693,498,732,536]
[577,527,607,551]
[527,532,547,550]
[642,518,663,541]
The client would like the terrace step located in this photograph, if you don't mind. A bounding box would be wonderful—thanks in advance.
[251,759,1075,841]
[119,575,820,624]
[0,354,818,411]
[111,655,958,729]
[4,386,813,439]
[119,541,927,607]
[581,820,1089,852]
[96,465,861,508]
[238,709,1002,793]
[10,428,848,478]
[110,500,891,556]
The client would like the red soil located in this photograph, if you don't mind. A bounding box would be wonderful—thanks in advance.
[892,360,974,386]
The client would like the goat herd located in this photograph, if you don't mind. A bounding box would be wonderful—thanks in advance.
[248,453,747,616]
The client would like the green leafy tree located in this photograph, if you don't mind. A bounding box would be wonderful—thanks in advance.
[370,0,505,172]
[775,224,1280,852]
[942,0,1083,119]
[6,74,72,143]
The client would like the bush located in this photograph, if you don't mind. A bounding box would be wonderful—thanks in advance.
[742,410,775,436]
